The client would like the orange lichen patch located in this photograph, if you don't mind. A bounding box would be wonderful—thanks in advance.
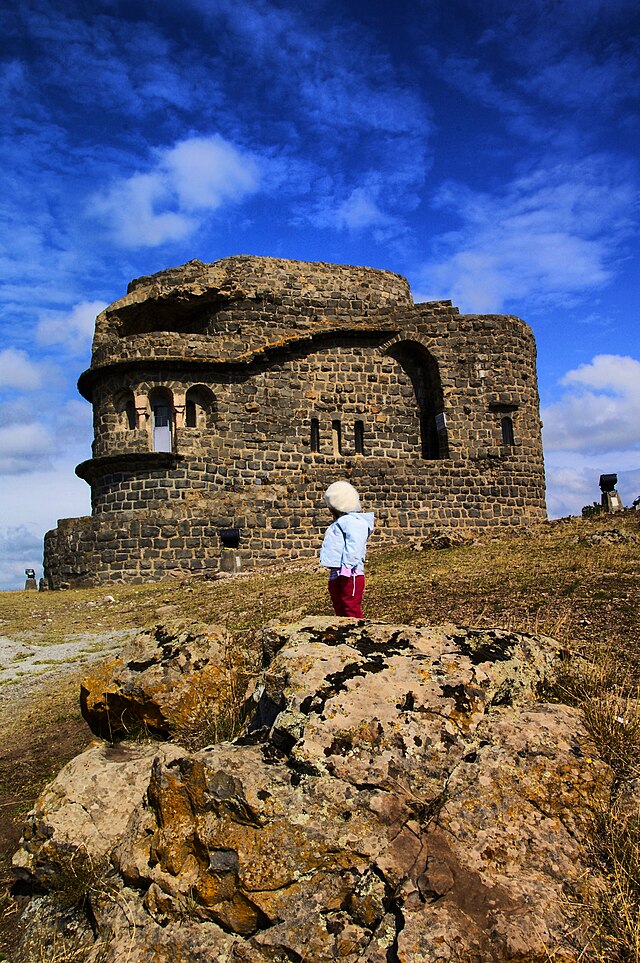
[146,759,210,875]
[79,658,123,711]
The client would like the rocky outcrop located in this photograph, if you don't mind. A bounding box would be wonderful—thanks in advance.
[80,620,259,743]
[410,529,474,550]
[12,742,185,888]
[13,618,610,961]
[578,528,638,546]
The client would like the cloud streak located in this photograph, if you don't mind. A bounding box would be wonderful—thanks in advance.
[91,135,262,248]
[414,156,637,312]
[543,354,640,454]
[423,0,640,148]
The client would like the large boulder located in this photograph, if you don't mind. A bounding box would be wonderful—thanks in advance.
[12,741,184,889]
[80,620,259,743]
[14,618,611,962]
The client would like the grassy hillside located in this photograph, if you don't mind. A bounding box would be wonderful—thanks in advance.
[1,512,638,960]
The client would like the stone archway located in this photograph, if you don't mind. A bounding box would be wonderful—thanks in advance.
[148,387,174,452]
[384,338,449,458]
[185,384,217,429]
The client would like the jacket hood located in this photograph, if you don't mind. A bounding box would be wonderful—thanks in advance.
[345,511,374,530]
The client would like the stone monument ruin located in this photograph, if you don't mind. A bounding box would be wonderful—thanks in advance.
[599,473,624,512]
[43,255,546,587]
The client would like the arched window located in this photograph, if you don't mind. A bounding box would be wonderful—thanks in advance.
[125,399,137,430]
[310,417,320,452]
[185,385,216,429]
[149,388,174,452]
[354,420,365,455]
[387,341,448,459]
[501,416,515,446]
[113,389,137,431]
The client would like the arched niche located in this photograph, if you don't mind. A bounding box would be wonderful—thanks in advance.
[113,389,137,430]
[385,339,449,459]
[185,385,216,429]
[148,387,174,452]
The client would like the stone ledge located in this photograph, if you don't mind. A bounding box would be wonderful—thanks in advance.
[75,452,184,483]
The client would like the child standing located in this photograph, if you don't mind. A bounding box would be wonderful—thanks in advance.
[319,481,374,619]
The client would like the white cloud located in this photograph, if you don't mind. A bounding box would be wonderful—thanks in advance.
[544,454,640,518]
[92,135,262,248]
[0,348,46,391]
[0,422,55,474]
[0,524,43,592]
[542,354,640,516]
[165,136,261,211]
[36,299,106,354]
[543,354,640,453]
[0,459,91,590]
[544,462,597,518]
[0,400,36,427]
[0,524,42,555]
[93,171,195,248]
[562,354,640,394]
[415,158,636,312]
[304,176,412,245]
[334,188,394,232]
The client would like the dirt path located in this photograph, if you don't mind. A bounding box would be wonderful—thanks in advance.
[0,629,136,697]
[0,629,138,958]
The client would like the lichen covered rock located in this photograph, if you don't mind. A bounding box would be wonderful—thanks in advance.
[14,618,610,961]
[12,741,185,889]
[80,620,259,742]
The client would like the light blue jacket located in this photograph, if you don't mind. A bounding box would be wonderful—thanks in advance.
[319,512,375,570]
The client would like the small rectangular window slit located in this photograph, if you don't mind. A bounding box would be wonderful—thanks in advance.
[332,419,342,456]
[310,417,320,452]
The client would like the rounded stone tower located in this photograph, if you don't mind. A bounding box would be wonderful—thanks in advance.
[44,255,546,587]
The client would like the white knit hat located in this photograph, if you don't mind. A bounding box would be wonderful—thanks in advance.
[324,481,361,514]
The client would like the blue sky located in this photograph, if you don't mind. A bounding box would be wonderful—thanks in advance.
[1,0,639,589]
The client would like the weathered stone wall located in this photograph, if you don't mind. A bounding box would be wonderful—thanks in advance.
[45,442,545,589]
[43,256,546,588]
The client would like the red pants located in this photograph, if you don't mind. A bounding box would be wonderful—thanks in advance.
[328,575,365,619]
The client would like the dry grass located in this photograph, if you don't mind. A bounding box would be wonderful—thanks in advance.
[171,655,257,750]
[544,632,640,961]
[578,689,640,962]
[17,926,96,963]
[584,802,640,962]
[11,848,118,963]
